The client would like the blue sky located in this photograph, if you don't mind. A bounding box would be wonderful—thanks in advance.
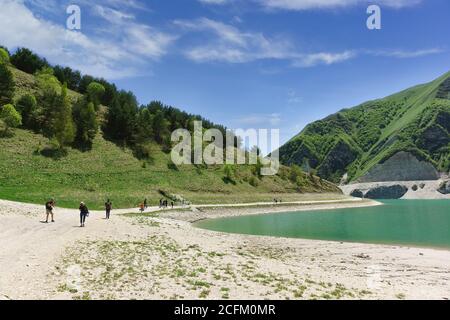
[0,0,449,145]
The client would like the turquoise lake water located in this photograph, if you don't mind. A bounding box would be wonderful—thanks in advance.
[195,200,450,248]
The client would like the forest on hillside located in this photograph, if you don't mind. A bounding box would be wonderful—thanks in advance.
[0,45,233,158]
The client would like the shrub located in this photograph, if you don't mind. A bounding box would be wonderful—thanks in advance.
[0,104,22,132]
[87,82,105,110]
[0,48,10,64]
[223,164,235,180]
[15,94,37,127]
[249,176,259,187]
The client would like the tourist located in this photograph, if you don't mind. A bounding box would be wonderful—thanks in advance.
[171,201,174,209]
[44,199,55,223]
[79,202,89,227]
[139,202,145,213]
[144,198,148,209]
[159,199,163,208]
[105,199,112,219]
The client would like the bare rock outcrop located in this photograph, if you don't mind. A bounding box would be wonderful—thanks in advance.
[359,152,439,183]
[364,185,409,199]
[438,181,450,195]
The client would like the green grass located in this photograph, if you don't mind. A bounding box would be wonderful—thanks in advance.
[0,129,340,209]
[0,66,341,209]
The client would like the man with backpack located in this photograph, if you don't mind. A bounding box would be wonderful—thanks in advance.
[44,199,55,223]
[79,202,89,227]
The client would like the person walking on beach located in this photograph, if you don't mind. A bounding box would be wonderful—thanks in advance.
[44,199,55,223]
[79,202,89,227]
[105,199,112,219]
[144,198,148,209]
[139,202,145,213]
[171,201,174,209]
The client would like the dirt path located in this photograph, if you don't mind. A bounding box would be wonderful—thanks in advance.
[1,198,449,300]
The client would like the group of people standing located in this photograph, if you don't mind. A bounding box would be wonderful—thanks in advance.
[159,199,174,209]
[44,197,173,227]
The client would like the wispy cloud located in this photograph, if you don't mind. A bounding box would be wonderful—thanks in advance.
[0,0,175,79]
[258,0,422,11]
[293,51,356,67]
[368,48,444,59]
[174,17,353,67]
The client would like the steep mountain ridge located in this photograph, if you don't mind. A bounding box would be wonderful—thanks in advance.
[279,71,450,183]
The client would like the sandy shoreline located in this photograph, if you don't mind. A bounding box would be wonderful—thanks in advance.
[172,198,382,223]
[1,197,449,300]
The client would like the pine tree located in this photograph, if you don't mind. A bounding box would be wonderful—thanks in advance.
[0,63,14,105]
[52,84,75,149]
[15,94,37,128]
[73,98,98,149]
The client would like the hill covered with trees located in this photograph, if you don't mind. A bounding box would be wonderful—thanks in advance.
[278,72,450,183]
[0,45,340,208]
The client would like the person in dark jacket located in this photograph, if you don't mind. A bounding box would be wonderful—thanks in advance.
[105,199,112,219]
[79,202,89,227]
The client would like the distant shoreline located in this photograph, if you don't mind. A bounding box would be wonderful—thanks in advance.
[160,198,382,223]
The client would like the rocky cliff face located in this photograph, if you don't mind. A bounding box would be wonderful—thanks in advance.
[358,152,439,183]
[342,179,450,199]
[438,181,450,194]
[364,185,409,199]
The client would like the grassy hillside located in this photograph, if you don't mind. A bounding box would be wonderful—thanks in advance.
[0,129,340,209]
[279,71,450,183]
[0,66,340,209]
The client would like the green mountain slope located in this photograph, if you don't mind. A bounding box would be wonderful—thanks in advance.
[279,71,450,183]
[0,66,340,209]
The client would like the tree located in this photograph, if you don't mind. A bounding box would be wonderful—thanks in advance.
[0,63,14,105]
[51,84,75,149]
[35,68,62,135]
[53,65,81,91]
[15,94,37,128]
[36,67,61,94]
[151,109,170,144]
[0,48,10,64]
[289,165,304,185]
[0,104,22,133]
[78,75,95,94]
[223,164,235,181]
[103,90,138,143]
[10,48,49,74]
[0,46,10,56]
[86,82,105,110]
[136,108,153,141]
[73,98,98,149]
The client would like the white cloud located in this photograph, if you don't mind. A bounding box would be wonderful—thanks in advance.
[0,0,175,79]
[259,0,422,10]
[369,48,444,58]
[293,51,356,67]
[175,17,354,67]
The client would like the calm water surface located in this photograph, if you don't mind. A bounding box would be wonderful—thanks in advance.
[195,200,450,248]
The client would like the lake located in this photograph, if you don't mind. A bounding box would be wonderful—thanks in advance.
[195,200,450,248]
